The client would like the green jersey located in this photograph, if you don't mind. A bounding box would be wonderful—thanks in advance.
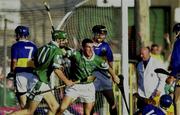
[34,41,63,83]
[70,50,109,81]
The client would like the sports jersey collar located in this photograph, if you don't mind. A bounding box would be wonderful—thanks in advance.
[82,52,95,61]
[18,39,29,42]
[93,42,102,47]
[51,41,59,47]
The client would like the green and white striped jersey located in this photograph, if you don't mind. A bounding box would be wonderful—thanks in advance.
[34,41,63,83]
[69,50,109,81]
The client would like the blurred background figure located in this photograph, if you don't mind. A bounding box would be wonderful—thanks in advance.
[150,44,164,63]
[0,67,4,82]
[0,66,17,107]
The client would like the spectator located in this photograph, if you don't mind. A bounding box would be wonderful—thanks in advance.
[150,44,164,63]
[136,47,166,111]
[0,67,4,81]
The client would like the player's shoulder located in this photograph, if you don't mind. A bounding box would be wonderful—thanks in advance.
[174,37,180,44]
[101,41,110,45]
[73,49,80,56]
[47,42,60,50]
[143,104,165,115]
[14,40,35,45]
[28,40,36,46]
[54,46,64,54]
[11,41,22,48]
[23,41,37,49]
[11,42,18,47]
[94,54,105,61]
[100,41,111,49]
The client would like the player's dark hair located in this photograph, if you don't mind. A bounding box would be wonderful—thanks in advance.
[82,38,93,47]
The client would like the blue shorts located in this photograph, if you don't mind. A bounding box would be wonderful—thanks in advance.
[92,71,113,91]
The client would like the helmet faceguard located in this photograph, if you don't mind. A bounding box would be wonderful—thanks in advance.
[15,26,29,38]
[92,25,107,35]
[92,25,107,43]
[52,30,67,41]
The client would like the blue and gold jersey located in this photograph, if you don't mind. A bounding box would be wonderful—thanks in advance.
[93,41,113,62]
[11,40,37,73]
[142,104,165,115]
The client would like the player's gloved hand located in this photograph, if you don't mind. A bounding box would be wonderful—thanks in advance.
[7,72,16,79]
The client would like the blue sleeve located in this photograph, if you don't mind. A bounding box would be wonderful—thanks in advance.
[170,39,180,76]
[94,42,114,62]
[142,105,165,115]
[105,43,114,62]
[11,44,18,60]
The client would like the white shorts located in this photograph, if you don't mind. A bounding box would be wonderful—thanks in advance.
[27,82,51,102]
[65,83,95,103]
[16,72,38,93]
